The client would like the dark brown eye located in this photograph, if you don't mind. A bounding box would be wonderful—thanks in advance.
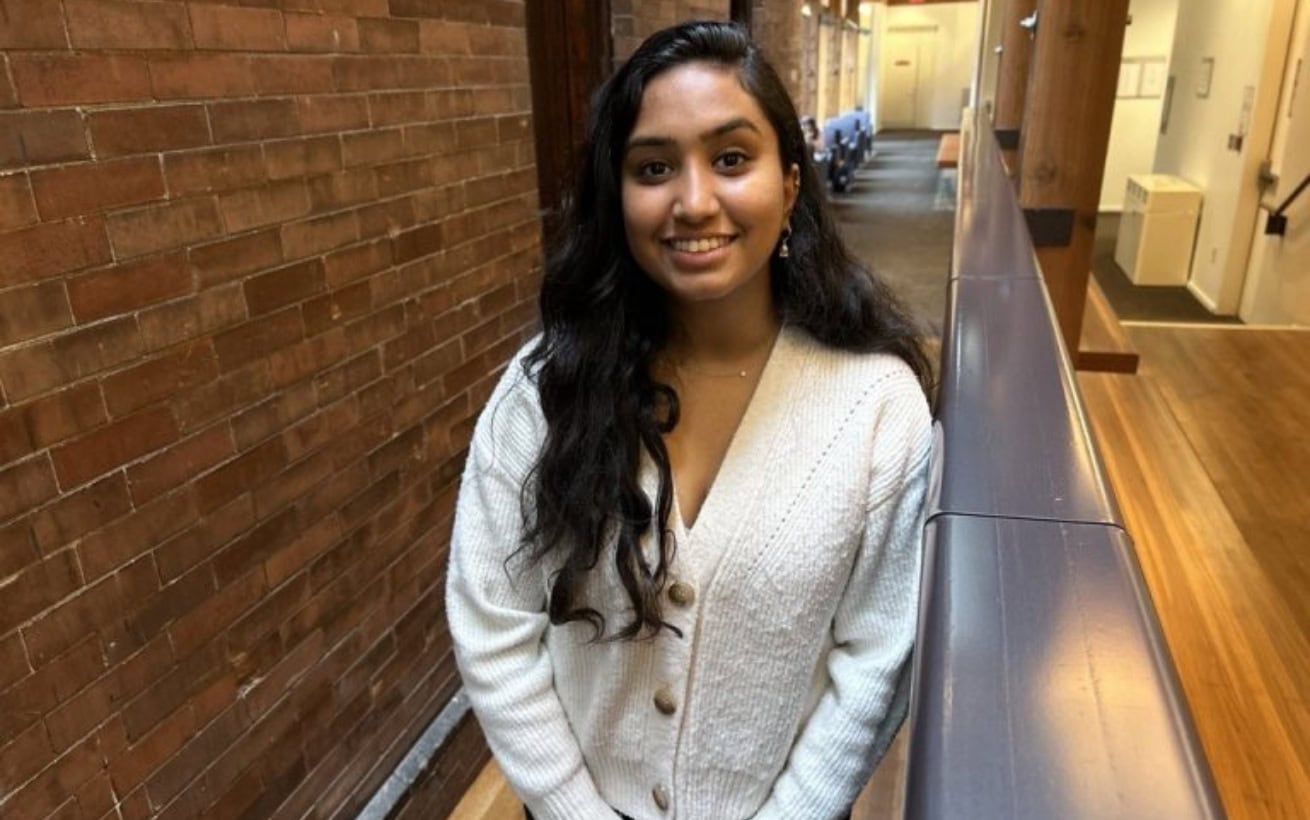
[636,160,673,180]
[715,151,749,171]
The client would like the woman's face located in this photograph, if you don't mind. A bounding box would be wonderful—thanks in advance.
[620,62,799,308]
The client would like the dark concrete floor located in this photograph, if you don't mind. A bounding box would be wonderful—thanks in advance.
[1091,214,1240,324]
[830,132,954,336]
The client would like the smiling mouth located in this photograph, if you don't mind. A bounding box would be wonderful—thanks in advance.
[664,236,735,253]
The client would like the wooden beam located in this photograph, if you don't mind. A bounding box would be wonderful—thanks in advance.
[1076,278,1139,373]
[1018,0,1129,353]
[993,0,1036,136]
[524,0,612,240]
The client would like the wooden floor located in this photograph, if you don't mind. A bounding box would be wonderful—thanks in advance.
[1079,324,1310,820]
[451,324,1310,820]
[447,757,523,820]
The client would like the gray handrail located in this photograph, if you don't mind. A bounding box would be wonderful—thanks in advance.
[903,109,1225,819]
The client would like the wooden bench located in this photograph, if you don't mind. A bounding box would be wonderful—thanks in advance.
[936,132,960,168]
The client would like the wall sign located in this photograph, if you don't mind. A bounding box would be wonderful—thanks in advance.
[1116,57,1169,99]
[1197,56,1215,98]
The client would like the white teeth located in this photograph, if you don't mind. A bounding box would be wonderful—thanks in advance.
[670,236,731,253]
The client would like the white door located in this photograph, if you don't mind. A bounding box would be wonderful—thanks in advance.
[881,27,936,128]
[1240,3,1310,325]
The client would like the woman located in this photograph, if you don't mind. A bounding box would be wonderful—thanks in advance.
[447,21,933,820]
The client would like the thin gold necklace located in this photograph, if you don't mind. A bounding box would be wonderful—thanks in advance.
[676,361,754,379]
[670,331,778,379]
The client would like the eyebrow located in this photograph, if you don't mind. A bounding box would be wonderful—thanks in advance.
[625,117,763,153]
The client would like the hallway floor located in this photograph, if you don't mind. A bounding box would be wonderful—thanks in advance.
[831,131,955,336]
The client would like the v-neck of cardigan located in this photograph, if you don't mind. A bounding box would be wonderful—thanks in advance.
[669,324,794,546]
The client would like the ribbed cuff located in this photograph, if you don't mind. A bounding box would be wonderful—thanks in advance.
[528,766,618,820]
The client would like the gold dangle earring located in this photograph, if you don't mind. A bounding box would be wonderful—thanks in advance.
[778,223,792,259]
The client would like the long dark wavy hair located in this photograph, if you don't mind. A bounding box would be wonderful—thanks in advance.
[520,21,932,640]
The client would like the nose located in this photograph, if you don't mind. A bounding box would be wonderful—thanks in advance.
[672,163,720,223]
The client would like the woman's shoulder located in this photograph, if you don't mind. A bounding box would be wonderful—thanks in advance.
[787,325,927,401]
[786,325,932,449]
[486,333,543,404]
[467,334,546,476]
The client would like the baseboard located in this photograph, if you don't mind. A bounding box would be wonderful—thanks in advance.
[1185,279,1224,315]
[358,689,473,819]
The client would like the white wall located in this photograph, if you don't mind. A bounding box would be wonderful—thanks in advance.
[880,2,980,130]
[1153,0,1295,313]
[1099,0,1179,211]
[1240,1,1310,325]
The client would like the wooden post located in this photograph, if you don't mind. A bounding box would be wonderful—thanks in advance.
[993,0,1036,146]
[525,0,612,240]
[731,0,753,28]
[1018,0,1129,355]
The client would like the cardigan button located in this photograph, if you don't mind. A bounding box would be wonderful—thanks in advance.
[652,784,670,811]
[667,581,695,607]
[653,686,677,715]
[652,686,675,712]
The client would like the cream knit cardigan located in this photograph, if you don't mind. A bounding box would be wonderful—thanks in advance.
[446,325,932,820]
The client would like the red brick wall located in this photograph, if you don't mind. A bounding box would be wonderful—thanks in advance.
[0,1,539,817]
[751,0,805,106]
[611,0,731,64]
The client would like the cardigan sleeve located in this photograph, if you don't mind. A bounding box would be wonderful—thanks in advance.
[753,378,932,820]
[445,379,618,820]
